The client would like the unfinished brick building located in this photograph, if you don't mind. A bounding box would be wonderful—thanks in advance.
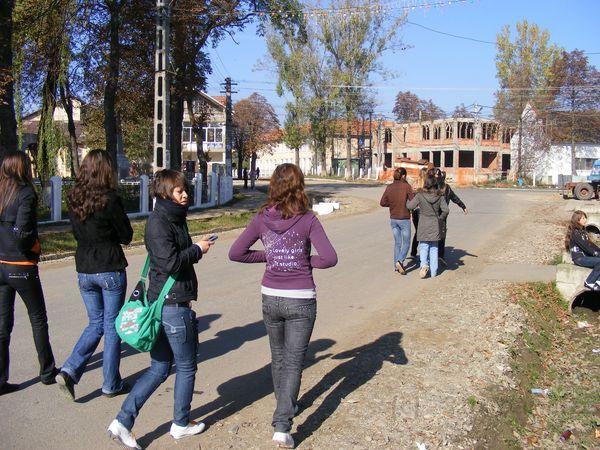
[391,118,513,184]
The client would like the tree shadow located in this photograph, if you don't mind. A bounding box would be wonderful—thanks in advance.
[136,338,336,448]
[440,246,477,272]
[294,332,408,445]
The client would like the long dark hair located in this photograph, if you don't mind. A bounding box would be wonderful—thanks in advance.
[565,210,587,251]
[0,151,34,216]
[67,149,117,222]
[421,175,441,195]
[261,163,310,219]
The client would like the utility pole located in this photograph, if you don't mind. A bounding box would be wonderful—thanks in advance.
[220,77,237,177]
[368,111,372,170]
[153,0,171,172]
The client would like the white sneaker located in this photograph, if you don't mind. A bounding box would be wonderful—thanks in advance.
[107,419,141,449]
[273,432,294,448]
[170,421,206,439]
[419,265,429,279]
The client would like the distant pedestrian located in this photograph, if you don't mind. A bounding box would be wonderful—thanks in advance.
[410,167,428,259]
[243,167,249,189]
[108,169,215,449]
[0,151,57,396]
[566,210,600,290]
[435,170,467,266]
[256,167,260,179]
[407,175,449,278]
[380,167,414,274]
[55,149,133,401]
[229,163,337,449]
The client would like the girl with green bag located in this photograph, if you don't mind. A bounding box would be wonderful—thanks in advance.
[108,169,214,449]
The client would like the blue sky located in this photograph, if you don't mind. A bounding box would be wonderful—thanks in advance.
[204,0,600,122]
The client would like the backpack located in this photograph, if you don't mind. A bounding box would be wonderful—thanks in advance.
[115,256,177,352]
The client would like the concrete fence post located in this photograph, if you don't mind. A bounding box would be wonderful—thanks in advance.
[207,173,214,205]
[194,173,203,207]
[50,176,62,222]
[367,168,372,179]
[140,175,150,214]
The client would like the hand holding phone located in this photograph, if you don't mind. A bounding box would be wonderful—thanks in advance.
[208,234,218,242]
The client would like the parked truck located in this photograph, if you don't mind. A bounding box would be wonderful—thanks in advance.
[561,159,600,200]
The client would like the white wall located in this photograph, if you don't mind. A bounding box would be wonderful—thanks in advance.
[258,142,315,177]
[536,144,600,185]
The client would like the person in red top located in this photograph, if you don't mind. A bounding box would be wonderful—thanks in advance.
[380,167,414,274]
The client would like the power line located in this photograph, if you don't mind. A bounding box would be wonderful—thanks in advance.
[406,20,495,44]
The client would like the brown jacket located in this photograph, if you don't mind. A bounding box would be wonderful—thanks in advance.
[380,180,414,220]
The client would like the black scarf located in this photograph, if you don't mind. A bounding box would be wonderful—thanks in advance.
[155,197,188,222]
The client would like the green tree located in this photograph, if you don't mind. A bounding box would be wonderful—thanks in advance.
[494,20,560,176]
[549,50,600,174]
[282,106,307,167]
[317,0,405,179]
[0,0,18,155]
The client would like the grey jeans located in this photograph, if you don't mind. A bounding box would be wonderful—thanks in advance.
[262,294,316,433]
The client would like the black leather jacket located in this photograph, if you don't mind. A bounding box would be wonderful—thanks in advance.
[0,185,40,263]
[145,198,202,304]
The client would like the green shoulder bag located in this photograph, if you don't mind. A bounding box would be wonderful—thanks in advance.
[115,256,178,352]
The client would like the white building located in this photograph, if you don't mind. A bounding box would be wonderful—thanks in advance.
[258,142,320,177]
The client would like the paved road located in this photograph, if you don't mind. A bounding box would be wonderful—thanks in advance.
[0,184,555,449]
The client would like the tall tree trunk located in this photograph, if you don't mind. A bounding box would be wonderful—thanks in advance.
[170,93,184,171]
[345,117,352,179]
[186,97,208,202]
[0,0,18,155]
[38,65,60,187]
[250,151,257,189]
[294,147,300,167]
[104,0,120,173]
[570,92,577,176]
[319,144,326,176]
[59,81,79,176]
[237,146,243,179]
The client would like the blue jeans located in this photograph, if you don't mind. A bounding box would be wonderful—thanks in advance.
[62,271,126,394]
[574,256,600,284]
[262,294,316,433]
[117,304,198,430]
[419,241,439,277]
[390,219,411,268]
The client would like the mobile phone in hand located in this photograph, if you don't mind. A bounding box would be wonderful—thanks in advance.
[208,234,218,242]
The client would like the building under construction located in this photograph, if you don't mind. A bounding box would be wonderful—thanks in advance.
[390,117,514,184]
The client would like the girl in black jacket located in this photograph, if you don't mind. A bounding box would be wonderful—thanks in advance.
[435,170,467,264]
[566,210,600,290]
[55,150,133,401]
[109,169,214,449]
[0,151,57,396]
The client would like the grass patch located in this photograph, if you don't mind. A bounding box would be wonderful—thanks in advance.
[549,252,563,265]
[40,210,255,257]
[468,282,599,448]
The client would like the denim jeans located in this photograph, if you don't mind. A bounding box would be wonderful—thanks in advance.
[411,210,420,257]
[390,219,411,268]
[0,264,56,387]
[61,271,126,394]
[574,255,600,284]
[117,304,198,430]
[419,241,439,277]
[262,294,316,433]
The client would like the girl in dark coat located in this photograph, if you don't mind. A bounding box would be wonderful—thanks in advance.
[435,170,467,265]
[0,151,57,395]
[566,210,600,290]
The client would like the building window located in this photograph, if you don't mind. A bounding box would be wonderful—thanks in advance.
[458,150,474,167]
[482,123,498,141]
[444,150,454,167]
[403,127,407,142]
[433,125,441,140]
[445,123,453,139]
[575,158,597,171]
[501,128,514,144]
[458,121,474,139]
[182,127,191,143]
[422,124,430,140]
[384,128,392,143]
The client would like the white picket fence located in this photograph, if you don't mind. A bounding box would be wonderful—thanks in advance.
[43,172,234,224]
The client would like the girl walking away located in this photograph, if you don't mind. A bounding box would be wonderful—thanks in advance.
[566,210,600,290]
[407,176,449,278]
[410,167,428,259]
[0,151,57,395]
[55,150,133,400]
[380,167,414,274]
[435,170,467,266]
[108,169,214,449]
[229,163,337,449]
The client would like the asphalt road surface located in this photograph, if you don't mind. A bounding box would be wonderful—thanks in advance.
[0,183,555,449]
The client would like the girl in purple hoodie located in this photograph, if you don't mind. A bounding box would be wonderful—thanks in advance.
[229,163,337,448]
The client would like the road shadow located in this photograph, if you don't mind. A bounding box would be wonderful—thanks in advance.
[440,246,477,273]
[74,315,265,404]
[294,332,408,446]
[136,338,336,448]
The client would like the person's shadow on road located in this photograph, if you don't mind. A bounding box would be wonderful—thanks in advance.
[440,246,477,273]
[136,338,336,448]
[294,331,408,446]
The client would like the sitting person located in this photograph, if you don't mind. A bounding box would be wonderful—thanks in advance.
[566,210,600,290]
